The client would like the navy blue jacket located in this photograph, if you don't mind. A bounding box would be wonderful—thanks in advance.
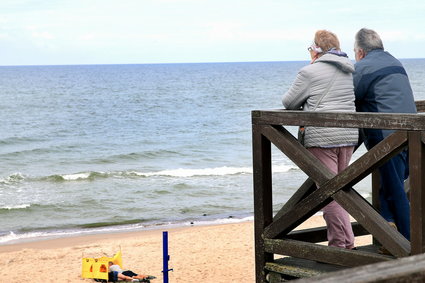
[353,49,416,148]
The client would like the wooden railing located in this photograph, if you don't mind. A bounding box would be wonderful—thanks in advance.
[252,100,425,282]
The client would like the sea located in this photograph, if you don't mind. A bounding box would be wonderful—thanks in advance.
[1,59,424,245]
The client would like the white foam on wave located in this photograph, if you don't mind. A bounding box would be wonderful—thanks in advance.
[142,166,252,177]
[132,165,297,178]
[0,172,26,184]
[272,164,299,173]
[61,172,92,181]
[0,223,146,245]
[46,164,299,182]
[0,231,44,244]
[0,204,31,210]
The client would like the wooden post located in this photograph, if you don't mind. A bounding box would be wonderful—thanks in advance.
[409,131,425,254]
[252,124,274,283]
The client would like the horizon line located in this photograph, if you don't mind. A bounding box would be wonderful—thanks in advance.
[1,57,424,67]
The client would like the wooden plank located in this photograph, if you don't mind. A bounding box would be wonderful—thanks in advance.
[267,271,293,283]
[409,131,425,255]
[264,238,393,267]
[252,124,274,283]
[333,189,410,257]
[285,223,369,243]
[416,100,425,113]
[264,131,408,239]
[252,110,425,131]
[265,257,346,279]
[295,252,425,283]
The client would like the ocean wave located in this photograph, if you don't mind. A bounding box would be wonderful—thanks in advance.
[0,146,64,158]
[0,204,56,214]
[79,219,148,229]
[129,165,297,177]
[41,171,109,182]
[0,219,150,244]
[44,167,255,181]
[1,165,298,184]
[0,172,26,184]
[0,231,45,244]
[113,150,181,160]
[89,150,183,164]
[0,204,31,210]
[130,166,253,177]
[0,136,44,146]
[0,225,141,245]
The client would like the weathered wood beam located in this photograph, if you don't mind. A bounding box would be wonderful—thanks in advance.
[264,238,392,267]
[252,110,425,131]
[415,100,425,113]
[265,257,346,280]
[409,131,425,255]
[252,124,273,283]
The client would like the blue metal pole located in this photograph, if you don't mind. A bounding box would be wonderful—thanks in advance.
[162,231,170,283]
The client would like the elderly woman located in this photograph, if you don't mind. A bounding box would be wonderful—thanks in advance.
[282,30,358,249]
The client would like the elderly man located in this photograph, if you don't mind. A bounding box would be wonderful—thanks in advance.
[353,28,416,241]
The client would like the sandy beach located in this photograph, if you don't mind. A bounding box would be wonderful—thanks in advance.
[0,216,371,283]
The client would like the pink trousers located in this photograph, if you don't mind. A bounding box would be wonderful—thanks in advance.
[308,146,355,249]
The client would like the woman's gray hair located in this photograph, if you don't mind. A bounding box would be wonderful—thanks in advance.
[354,28,384,53]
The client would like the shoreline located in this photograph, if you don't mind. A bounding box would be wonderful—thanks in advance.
[0,216,371,283]
[0,219,252,253]
[0,213,254,247]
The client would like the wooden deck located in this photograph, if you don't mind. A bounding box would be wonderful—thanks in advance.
[252,100,425,282]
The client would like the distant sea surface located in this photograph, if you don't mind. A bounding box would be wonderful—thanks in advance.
[1,59,424,244]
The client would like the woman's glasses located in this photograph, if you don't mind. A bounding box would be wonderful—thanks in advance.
[307,44,322,53]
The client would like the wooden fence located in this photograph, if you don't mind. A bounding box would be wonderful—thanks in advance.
[252,100,425,282]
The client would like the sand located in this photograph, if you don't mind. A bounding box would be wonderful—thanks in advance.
[0,216,371,283]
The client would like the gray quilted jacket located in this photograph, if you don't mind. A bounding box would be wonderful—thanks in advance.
[282,53,358,148]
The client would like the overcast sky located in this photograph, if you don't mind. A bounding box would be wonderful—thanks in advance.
[1,0,424,66]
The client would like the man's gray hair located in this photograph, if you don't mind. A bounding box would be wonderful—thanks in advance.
[354,28,384,53]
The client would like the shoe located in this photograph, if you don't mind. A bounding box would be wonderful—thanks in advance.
[132,279,140,282]
[139,275,156,282]
[378,246,392,255]
[388,222,397,230]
